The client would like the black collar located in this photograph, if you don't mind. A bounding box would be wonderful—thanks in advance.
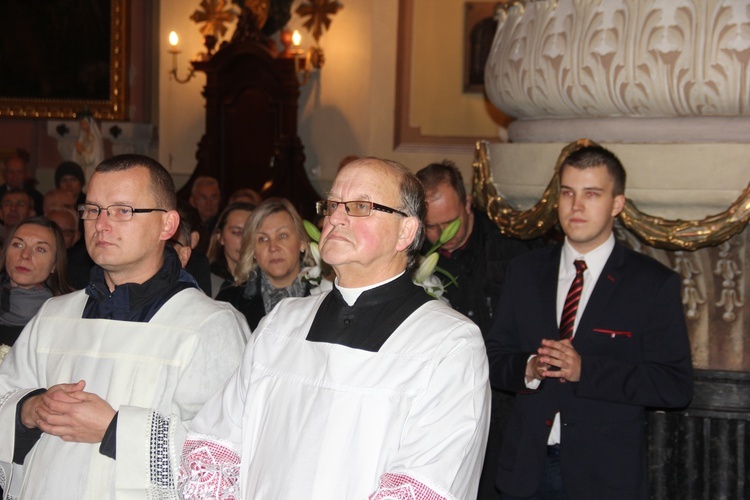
[306,273,433,352]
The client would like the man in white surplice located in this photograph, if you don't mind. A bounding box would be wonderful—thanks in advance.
[179,157,490,500]
[0,155,249,499]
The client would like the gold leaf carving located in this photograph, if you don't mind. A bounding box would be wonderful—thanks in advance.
[474,140,750,251]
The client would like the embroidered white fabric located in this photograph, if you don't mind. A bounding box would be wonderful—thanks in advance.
[178,436,241,500]
[370,472,449,500]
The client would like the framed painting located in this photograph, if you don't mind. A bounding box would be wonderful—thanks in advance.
[0,0,128,120]
[395,0,510,153]
[463,2,501,93]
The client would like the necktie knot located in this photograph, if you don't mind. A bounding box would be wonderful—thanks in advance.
[574,260,587,274]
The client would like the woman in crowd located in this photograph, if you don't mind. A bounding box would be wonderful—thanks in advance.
[216,198,315,330]
[0,217,72,346]
[207,202,255,298]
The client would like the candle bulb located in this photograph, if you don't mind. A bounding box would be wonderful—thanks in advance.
[292,30,302,48]
[169,31,179,48]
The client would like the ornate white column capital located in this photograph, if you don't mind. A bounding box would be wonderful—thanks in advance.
[486,0,750,141]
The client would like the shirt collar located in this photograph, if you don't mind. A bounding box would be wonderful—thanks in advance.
[335,271,405,306]
[561,233,615,279]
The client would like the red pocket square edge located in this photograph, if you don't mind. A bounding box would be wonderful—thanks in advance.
[592,328,632,338]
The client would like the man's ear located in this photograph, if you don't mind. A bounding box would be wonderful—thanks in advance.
[160,210,180,241]
[612,194,626,218]
[464,194,472,214]
[396,216,419,253]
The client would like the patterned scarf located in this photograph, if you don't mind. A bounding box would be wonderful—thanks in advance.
[259,271,308,314]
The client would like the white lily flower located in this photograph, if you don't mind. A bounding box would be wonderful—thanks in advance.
[414,252,439,284]
[309,241,321,266]
[0,344,11,365]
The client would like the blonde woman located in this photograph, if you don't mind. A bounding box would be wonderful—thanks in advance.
[216,198,314,329]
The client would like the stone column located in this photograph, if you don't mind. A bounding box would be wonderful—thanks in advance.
[482,0,750,372]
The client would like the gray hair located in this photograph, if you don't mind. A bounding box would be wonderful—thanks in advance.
[354,158,426,271]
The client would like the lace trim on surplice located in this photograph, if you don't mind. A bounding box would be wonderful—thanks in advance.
[369,471,451,500]
[178,436,240,500]
[148,410,179,499]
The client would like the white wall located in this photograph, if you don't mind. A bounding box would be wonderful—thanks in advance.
[158,0,207,189]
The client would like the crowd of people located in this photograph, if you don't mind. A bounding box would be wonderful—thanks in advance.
[0,147,692,499]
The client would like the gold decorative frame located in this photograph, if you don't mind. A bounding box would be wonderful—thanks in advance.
[0,0,128,120]
[473,140,750,250]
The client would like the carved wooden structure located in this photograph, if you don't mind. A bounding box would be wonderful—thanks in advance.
[177,31,320,220]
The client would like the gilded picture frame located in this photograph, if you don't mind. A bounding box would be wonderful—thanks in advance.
[0,0,128,120]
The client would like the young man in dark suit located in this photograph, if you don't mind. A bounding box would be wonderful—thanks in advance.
[486,145,693,499]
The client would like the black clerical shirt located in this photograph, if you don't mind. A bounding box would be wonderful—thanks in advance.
[306,273,432,352]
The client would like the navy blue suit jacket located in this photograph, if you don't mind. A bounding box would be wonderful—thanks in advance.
[486,241,693,499]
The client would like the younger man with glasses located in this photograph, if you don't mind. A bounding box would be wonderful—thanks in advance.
[180,157,490,499]
[0,154,249,499]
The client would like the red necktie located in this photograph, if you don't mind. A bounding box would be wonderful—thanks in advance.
[560,260,587,340]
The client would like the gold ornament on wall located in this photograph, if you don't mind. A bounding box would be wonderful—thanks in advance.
[190,0,238,40]
[473,140,750,251]
[295,0,343,42]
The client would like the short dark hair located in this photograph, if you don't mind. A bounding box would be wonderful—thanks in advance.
[94,154,177,209]
[171,219,193,248]
[54,161,86,188]
[1,189,32,205]
[416,160,467,201]
[559,145,626,196]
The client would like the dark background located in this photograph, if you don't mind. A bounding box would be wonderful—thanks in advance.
[0,0,111,101]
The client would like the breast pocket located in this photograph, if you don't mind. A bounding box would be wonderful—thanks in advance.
[580,326,641,360]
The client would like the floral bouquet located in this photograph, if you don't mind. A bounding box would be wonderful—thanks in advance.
[412,219,460,302]
[301,221,333,294]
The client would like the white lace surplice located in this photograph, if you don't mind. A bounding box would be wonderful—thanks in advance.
[0,289,249,500]
[180,294,490,500]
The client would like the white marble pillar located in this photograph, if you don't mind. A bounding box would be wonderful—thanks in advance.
[481,0,750,371]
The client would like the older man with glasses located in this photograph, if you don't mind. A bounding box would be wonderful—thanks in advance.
[0,154,250,499]
[180,157,490,499]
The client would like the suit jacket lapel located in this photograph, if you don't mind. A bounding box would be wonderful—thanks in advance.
[575,242,626,342]
[538,246,562,340]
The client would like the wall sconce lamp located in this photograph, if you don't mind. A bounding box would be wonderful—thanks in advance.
[168,31,197,84]
[281,29,324,86]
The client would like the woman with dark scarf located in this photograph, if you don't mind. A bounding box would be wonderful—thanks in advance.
[0,217,73,346]
[206,202,255,298]
[216,198,315,330]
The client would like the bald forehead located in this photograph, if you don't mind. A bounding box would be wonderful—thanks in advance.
[336,159,401,190]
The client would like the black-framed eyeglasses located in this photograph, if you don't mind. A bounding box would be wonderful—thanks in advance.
[316,200,408,218]
[78,203,167,222]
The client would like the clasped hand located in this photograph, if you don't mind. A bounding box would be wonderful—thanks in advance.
[21,380,116,443]
[526,339,581,383]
